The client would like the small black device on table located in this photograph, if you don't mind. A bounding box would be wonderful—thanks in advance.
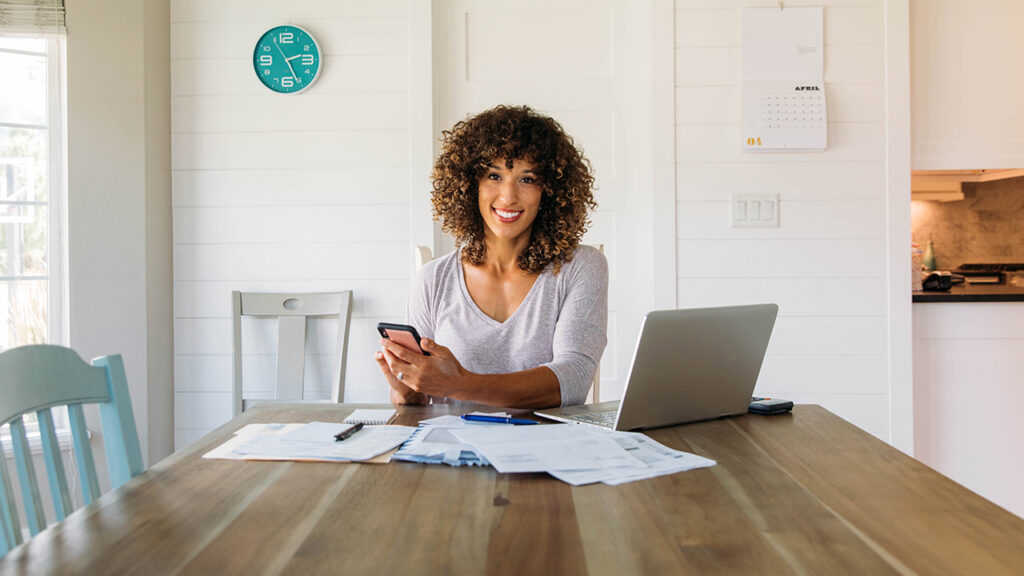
[748,397,793,415]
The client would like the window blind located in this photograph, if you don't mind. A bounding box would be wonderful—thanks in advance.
[0,0,65,34]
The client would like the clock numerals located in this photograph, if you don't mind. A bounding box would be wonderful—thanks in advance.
[302,54,314,66]
[259,54,272,66]
[279,32,294,44]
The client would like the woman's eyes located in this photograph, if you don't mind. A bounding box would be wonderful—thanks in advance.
[483,173,538,185]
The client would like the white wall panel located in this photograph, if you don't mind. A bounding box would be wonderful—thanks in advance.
[467,10,613,80]
[768,317,888,356]
[676,200,885,239]
[173,205,408,244]
[171,54,409,96]
[171,19,407,59]
[174,243,407,281]
[677,239,886,278]
[171,0,407,22]
[459,78,615,112]
[172,131,408,170]
[914,302,1024,339]
[676,161,886,201]
[172,168,409,207]
[172,92,408,133]
[678,278,887,317]
[757,355,889,395]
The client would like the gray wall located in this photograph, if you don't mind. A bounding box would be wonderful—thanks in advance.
[66,0,173,466]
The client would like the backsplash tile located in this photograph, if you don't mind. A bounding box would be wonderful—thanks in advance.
[911,175,1024,269]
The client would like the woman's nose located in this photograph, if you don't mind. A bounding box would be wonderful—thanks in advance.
[498,179,518,202]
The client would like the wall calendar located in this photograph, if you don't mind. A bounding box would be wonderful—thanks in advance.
[742,6,826,151]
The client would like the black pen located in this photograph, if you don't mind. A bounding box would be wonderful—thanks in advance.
[334,422,364,442]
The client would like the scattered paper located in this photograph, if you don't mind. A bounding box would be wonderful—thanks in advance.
[449,424,646,474]
[549,431,717,486]
[203,421,415,462]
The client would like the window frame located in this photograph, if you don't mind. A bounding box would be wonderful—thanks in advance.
[0,31,70,450]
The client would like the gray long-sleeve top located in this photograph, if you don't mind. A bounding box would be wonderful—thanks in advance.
[407,245,608,406]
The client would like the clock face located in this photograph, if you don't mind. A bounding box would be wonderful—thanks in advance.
[253,25,321,94]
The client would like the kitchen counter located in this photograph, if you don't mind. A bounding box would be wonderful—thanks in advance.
[913,282,1024,302]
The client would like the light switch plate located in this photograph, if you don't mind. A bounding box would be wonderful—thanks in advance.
[730,193,779,228]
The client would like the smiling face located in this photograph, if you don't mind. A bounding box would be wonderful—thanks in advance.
[477,158,543,247]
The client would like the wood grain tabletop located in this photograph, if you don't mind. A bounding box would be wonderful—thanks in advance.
[2,403,1022,575]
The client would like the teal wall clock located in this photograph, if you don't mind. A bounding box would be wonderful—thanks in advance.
[253,25,322,94]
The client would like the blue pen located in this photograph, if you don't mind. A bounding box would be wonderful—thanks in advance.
[461,414,538,425]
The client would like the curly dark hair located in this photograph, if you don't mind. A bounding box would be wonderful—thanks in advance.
[431,105,597,274]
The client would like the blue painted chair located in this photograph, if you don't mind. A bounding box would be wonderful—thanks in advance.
[0,345,144,556]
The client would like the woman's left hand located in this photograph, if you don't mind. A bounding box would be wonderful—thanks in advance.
[380,337,470,399]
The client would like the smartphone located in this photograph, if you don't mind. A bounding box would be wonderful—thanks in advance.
[748,397,793,415]
[377,322,430,356]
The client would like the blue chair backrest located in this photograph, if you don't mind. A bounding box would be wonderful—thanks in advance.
[0,345,144,556]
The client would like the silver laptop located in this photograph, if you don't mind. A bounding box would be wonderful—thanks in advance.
[535,304,778,431]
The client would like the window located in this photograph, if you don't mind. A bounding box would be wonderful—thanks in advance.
[0,33,67,443]
[0,34,65,353]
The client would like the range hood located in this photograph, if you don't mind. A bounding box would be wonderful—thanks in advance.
[911,169,1024,202]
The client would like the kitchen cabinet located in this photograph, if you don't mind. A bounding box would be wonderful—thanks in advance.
[911,0,1024,169]
[913,301,1024,518]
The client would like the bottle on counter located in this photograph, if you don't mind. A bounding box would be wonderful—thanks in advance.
[923,239,936,272]
[912,242,924,291]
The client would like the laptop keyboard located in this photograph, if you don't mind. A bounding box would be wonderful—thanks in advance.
[572,410,617,428]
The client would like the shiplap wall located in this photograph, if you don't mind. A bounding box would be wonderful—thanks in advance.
[674,0,891,439]
[171,0,412,449]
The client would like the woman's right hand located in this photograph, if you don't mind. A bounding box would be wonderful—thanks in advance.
[375,348,428,405]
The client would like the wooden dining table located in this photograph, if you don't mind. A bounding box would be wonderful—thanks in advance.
[2,403,1023,575]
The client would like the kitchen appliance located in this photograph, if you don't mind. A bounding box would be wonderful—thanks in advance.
[952,263,1024,284]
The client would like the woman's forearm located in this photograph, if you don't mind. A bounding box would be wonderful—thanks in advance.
[449,366,562,409]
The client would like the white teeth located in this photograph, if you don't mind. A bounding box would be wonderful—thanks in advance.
[494,208,522,219]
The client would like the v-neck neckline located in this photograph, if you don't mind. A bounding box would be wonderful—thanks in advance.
[457,251,543,328]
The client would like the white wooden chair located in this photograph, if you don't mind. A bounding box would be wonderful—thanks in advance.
[231,291,353,415]
[414,245,604,403]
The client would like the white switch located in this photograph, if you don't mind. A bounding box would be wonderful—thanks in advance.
[730,193,779,228]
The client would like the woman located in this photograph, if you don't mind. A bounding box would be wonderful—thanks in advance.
[375,105,607,409]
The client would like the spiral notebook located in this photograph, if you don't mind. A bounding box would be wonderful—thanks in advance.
[343,409,397,426]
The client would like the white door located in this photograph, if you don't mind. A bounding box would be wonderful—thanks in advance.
[434,0,656,400]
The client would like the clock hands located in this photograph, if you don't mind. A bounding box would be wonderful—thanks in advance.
[273,40,299,82]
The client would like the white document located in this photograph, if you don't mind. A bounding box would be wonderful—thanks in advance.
[548,431,717,486]
[202,423,305,460]
[450,424,646,474]
[742,6,826,151]
[203,422,415,462]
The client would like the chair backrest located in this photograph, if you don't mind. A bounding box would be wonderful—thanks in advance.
[0,345,144,556]
[232,291,353,415]
[413,245,604,403]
